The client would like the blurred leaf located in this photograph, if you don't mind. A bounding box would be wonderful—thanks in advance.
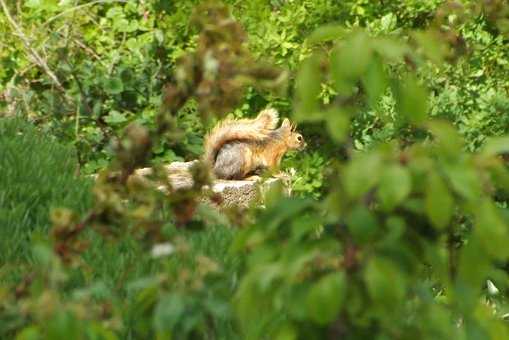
[294,56,322,122]
[362,55,388,108]
[306,272,346,325]
[427,121,463,157]
[475,200,509,260]
[482,136,509,157]
[393,75,428,124]
[377,164,411,211]
[425,172,454,229]
[382,216,406,245]
[104,77,124,95]
[274,324,297,340]
[365,258,406,306]
[413,30,450,64]
[372,37,409,62]
[15,326,40,340]
[325,108,350,143]
[443,164,481,202]
[347,205,379,244]
[331,32,372,95]
[154,294,186,332]
[307,25,346,44]
[343,152,382,199]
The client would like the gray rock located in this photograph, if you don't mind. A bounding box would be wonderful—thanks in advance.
[133,161,290,208]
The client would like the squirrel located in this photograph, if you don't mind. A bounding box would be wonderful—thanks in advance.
[203,108,306,180]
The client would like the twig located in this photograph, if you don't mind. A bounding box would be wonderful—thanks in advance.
[75,96,82,176]
[42,0,128,27]
[73,38,107,66]
[0,0,67,94]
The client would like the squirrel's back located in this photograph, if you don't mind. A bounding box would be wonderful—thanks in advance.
[203,108,279,166]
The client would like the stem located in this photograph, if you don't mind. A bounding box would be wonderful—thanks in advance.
[75,96,81,176]
[0,0,66,92]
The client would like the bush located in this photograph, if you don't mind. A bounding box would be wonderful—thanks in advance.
[3,1,509,339]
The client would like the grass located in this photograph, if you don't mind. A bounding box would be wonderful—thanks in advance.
[0,118,93,264]
[0,118,241,338]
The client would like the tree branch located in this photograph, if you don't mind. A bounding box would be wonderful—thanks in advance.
[43,0,128,27]
[0,0,67,94]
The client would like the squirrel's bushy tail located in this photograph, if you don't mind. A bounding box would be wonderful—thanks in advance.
[203,108,279,165]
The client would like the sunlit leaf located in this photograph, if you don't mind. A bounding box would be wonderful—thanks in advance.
[294,56,322,121]
[372,37,409,62]
[482,136,509,157]
[393,75,428,124]
[331,32,372,95]
[307,25,346,44]
[104,110,127,125]
[362,55,388,108]
[413,30,450,65]
[443,163,481,202]
[475,200,509,260]
[274,324,297,340]
[427,120,463,156]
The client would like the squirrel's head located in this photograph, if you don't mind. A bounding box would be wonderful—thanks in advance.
[281,118,306,150]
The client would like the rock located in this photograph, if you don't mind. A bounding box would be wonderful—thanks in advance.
[133,161,290,208]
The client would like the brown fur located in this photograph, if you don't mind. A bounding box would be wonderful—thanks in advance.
[203,109,305,179]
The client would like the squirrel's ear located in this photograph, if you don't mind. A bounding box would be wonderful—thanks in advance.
[281,118,291,130]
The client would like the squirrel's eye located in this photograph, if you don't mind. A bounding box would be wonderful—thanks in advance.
[297,135,302,142]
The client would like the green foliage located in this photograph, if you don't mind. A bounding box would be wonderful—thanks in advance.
[3,1,509,339]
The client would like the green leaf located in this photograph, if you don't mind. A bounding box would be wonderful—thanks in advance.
[443,163,481,202]
[482,136,509,157]
[362,55,388,109]
[325,108,350,143]
[427,121,463,157]
[306,272,346,324]
[413,30,449,65]
[154,294,186,331]
[15,326,40,340]
[382,216,406,245]
[104,110,127,125]
[347,205,379,244]
[25,0,41,8]
[294,56,321,121]
[274,324,297,340]
[365,258,406,306]
[331,32,372,95]
[393,75,428,124]
[307,25,346,44]
[475,200,509,260]
[372,37,409,62]
[343,152,382,199]
[425,172,454,229]
[377,164,411,211]
[104,77,124,94]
